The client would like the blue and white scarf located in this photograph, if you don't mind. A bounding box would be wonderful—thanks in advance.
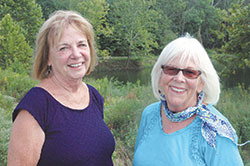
[161,91,238,149]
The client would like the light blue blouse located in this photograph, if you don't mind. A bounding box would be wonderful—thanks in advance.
[133,102,243,166]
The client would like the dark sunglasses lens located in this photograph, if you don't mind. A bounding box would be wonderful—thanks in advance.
[183,69,200,79]
[163,66,179,75]
[162,65,201,79]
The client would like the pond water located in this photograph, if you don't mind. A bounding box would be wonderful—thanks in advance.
[90,67,250,88]
[90,67,152,85]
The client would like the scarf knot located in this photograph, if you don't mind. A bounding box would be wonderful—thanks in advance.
[161,91,237,149]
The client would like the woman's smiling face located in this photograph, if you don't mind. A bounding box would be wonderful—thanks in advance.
[159,56,204,112]
[48,25,91,82]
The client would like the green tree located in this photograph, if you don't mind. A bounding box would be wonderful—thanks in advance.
[154,0,186,34]
[107,0,158,67]
[0,0,44,45]
[222,2,250,69]
[213,1,250,78]
[149,0,177,55]
[200,1,225,48]
[36,0,71,19]
[0,14,32,74]
[70,0,114,58]
[210,0,238,9]
[155,0,224,49]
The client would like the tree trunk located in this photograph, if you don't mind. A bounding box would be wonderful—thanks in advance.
[197,26,203,45]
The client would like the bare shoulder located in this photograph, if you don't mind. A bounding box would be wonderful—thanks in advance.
[10,110,45,142]
[7,110,45,166]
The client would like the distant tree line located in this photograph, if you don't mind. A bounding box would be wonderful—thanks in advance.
[0,0,249,74]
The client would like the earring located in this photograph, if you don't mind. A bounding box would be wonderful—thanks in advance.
[159,89,166,100]
[47,65,52,75]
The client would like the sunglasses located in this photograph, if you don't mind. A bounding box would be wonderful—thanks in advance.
[161,65,202,79]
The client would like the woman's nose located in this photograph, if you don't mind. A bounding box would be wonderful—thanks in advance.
[71,46,81,58]
[173,71,186,82]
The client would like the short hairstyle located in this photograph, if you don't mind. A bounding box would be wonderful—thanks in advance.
[151,34,220,105]
[33,10,97,80]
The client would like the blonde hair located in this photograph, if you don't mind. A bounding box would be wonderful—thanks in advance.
[33,10,97,80]
[151,34,220,105]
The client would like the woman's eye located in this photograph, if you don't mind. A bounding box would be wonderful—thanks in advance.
[79,43,88,47]
[79,44,86,47]
[185,70,195,74]
[59,47,67,51]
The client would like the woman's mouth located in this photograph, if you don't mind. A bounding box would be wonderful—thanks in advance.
[171,86,185,93]
[68,62,83,68]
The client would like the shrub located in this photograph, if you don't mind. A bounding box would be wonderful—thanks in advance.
[0,69,37,101]
[0,93,17,165]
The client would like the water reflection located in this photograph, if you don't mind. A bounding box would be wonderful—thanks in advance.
[90,67,250,88]
[90,68,152,85]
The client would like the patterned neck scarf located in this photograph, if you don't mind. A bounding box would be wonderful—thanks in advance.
[161,91,237,149]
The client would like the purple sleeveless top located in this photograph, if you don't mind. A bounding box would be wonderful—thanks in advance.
[13,84,115,166]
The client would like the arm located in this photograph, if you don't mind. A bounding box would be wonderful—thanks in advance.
[7,110,45,166]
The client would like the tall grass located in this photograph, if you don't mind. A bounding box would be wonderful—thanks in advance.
[0,69,249,165]
[216,84,250,165]
[0,93,15,165]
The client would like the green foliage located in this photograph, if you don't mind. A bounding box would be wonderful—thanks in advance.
[216,85,250,164]
[107,0,158,60]
[222,2,250,69]
[212,0,239,9]
[34,0,249,73]
[155,0,186,34]
[0,69,37,100]
[183,0,224,48]
[150,0,177,54]
[0,94,13,165]
[36,0,70,19]
[214,1,250,77]
[200,3,225,48]
[0,14,33,74]
[155,0,224,49]
[0,0,44,45]
[0,89,17,165]
[70,0,114,58]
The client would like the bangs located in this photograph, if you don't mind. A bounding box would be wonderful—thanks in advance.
[47,21,67,48]
[163,48,201,70]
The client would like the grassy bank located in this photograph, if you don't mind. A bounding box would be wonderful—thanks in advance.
[0,69,249,165]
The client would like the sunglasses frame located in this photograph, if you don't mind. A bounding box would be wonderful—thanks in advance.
[161,65,202,79]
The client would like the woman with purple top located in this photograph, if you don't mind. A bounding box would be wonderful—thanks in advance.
[7,10,115,166]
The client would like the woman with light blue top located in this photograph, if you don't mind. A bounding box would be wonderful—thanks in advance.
[133,34,244,166]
